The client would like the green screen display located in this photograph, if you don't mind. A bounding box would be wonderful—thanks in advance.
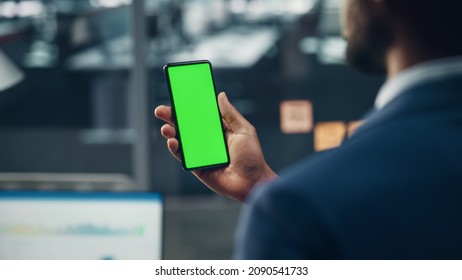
[165,61,229,170]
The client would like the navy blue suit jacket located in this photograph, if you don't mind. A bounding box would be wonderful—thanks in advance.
[235,76,462,259]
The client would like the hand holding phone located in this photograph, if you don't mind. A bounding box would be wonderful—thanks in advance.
[157,60,278,201]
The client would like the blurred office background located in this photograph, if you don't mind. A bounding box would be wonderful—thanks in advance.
[0,0,384,259]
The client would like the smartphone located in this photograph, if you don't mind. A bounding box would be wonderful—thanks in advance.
[163,60,230,171]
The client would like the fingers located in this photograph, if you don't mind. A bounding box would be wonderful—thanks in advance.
[155,92,253,165]
[218,92,253,133]
[154,105,174,126]
[160,123,181,161]
[167,138,181,161]
[155,106,181,161]
[161,124,176,139]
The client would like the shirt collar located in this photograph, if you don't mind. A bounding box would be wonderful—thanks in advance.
[375,55,462,110]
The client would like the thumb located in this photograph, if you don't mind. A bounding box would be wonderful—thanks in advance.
[218,92,252,133]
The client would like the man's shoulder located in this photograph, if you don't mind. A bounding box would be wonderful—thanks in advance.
[261,77,462,203]
[241,117,462,259]
[249,110,459,217]
[262,123,407,198]
[246,125,394,224]
[238,76,462,259]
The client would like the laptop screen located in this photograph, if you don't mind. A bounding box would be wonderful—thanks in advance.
[0,191,163,260]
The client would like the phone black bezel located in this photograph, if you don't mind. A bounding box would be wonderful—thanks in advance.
[163,60,230,171]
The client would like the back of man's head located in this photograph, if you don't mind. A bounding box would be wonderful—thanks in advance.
[388,0,462,55]
[343,0,462,74]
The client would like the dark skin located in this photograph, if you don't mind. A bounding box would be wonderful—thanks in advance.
[156,0,461,202]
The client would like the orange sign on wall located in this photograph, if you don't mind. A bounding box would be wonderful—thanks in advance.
[314,122,347,152]
[280,100,313,134]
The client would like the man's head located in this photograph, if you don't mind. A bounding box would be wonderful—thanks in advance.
[342,0,462,75]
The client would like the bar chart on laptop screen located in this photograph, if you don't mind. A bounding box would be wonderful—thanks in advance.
[0,192,163,260]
